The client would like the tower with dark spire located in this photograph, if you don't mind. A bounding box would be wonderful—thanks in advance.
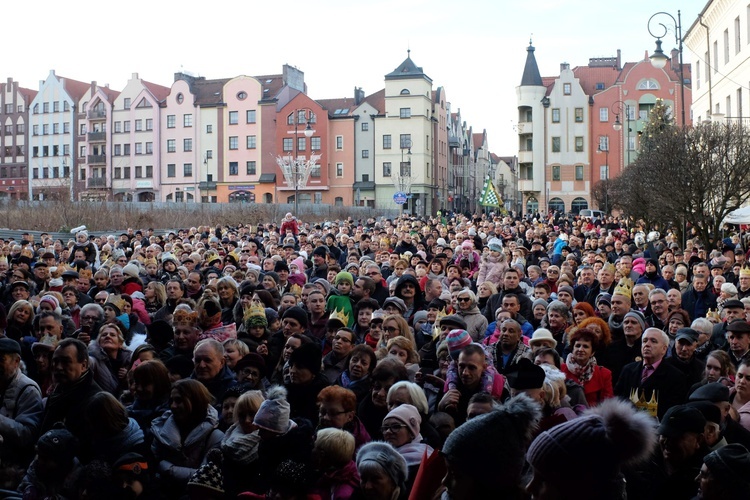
[521,40,543,86]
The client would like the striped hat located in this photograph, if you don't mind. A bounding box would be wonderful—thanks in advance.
[446,329,472,360]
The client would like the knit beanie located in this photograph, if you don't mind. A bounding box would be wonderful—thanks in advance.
[265,308,280,326]
[443,394,540,490]
[703,444,750,489]
[532,298,548,311]
[282,306,309,328]
[264,271,280,285]
[187,448,224,495]
[445,329,472,360]
[37,426,79,464]
[488,238,503,252]
[385,404,421,439]
[412,310,428,326]
[123,263,140,279]
[557,285,574,297]
[254,386,292,434]
[623,310,647,331]
[39,294,61,314]
[527,398,656,486]
[288,342,322,375]
[335,271,354,287]
[356,442,408,490]
[312,278,331,296]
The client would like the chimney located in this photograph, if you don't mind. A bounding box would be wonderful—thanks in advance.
[560,62,570,72]
[671,48,679,72]
[616,49,621,70]
[132,72,139,80]
[354,87,365,105]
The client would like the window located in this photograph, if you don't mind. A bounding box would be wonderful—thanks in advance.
[135,143,143,155]
[246,135,256,149]
[53,102,60,112]
[167,139,176,153]
[229,111,238,125]
[123,121,131,133]
[43,124,49,135]
[53,123,60,134]
[229,162,238,175]
[310,164,321,177]
[552,137,561,152]
[551,109,560,123]
[574,136,584,152]
[114,167,121,179]
[246,161,256,175]
[124,144,131,155]
[167,115,175,128]
[383,162,392,176]
[135,166,142,178]
[297,137,306,151]
[135,119,142,131]
[114,121,121,133]
[399,134,411,148]
[4,124,11,135]
[33,168,38,179]
[167,164,176,177]
[696,61,701,89]
[63,144,69,156]
[362,150,369,158]
[600,165,609,180]
[599,107,609,122]
[3,104,11,114]
[361,122,369,131]
[16,123,25,134]
[736,17,742,54]
[43,102,49,113]
[123,98,131,109]
[552,165,561,181]
[80,123,86,135]
[63,101,69,112]
[599,136,609,151]
[713,41,718,73]
[146,119,153,131]
[206,150,213,159]
[123,167,130,178]
[336,136,343,149]
[575,108,583,122]
[383,135,392,149]
[563,83,571,95]
[575,165,584,180]
[336,163,343,177]
[184,114,193,127]
[114,144,121,156]
[33,125,38,136]
[206,124,212,134]
[628,136,636,151]
[400,108,411,118]
[146,165,153,178]
[229,137,238,150]
[314,192,322,204]
[725,29,730,64]
[183,163,192,176]
[246,110,256,123]
[146,142,153,154]
[283,138,293,151]
[311,137,321,150]
[183,138,192,152]
[80,145,86,157]
[43,146,48,157]
[32,146,38,157]
[399,162,411,177]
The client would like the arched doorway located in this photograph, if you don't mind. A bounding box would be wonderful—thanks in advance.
[548,197,565,214]
[229,191,256,203]
[263,193,272,203]
[571,197,588,214]
[526,196,539,214]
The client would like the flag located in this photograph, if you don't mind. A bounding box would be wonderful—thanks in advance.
[480,179,502,208]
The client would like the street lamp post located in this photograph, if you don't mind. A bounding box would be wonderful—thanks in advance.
[611,100,632,166]
[393,138,412,215]
[648,10,686,127]
[276,109,316,218]
[596,141,609,214]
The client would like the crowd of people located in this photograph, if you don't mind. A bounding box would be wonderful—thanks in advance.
[0,210,749,499]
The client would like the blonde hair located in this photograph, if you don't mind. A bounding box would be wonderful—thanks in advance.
[234,390,265,424]
[385,336,420,364]
[314,427,355,467]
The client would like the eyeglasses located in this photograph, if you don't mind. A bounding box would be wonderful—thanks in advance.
[95,299,107,304]
[366,271,380,276]
[457,297,471,302]
[81,315,98,322]
[384,326,399,333]
[333,335,353,343]
[381,424,408,433]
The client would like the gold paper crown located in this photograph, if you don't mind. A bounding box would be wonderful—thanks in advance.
[243,302,266,322]
[741,267,750,278]
[613,278,633,300]
[289,284,302,297]
[602,262,616,274]
[173,309,200,328]
[79,268,93,280]
[329,308,350,326]
[433,308,448,339]
[106,295,127,314]
[630,388,658,418]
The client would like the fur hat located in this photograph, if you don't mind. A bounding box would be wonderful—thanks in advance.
[37,426,79,464]
[288,342,322,375]
[254,385,292,434]
[384,404,421,439]
[443,394,541,490]
[527,398,657,488]
[356,442,408,491]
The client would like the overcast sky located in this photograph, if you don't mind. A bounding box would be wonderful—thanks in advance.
[4,0,707,153]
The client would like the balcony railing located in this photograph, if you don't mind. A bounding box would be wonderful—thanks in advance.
[88,154,106,164]
[88,110,106,119]
[199,181,217,190]
[87,177,106,188]
[88,131,106,142]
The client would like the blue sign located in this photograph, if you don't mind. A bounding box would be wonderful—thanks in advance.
[393,192,408,204]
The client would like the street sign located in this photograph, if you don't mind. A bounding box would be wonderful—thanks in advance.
[393,192,407,204]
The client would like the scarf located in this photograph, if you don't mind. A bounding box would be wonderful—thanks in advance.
[565,353,597,384]
[608,315,623,333]
[221,424,261,465]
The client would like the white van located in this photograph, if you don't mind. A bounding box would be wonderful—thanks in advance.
[579,209,606,221]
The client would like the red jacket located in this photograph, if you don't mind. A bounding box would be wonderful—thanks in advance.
[561,363,614,407]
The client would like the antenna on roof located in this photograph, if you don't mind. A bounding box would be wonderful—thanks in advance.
[529,34,533,46]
